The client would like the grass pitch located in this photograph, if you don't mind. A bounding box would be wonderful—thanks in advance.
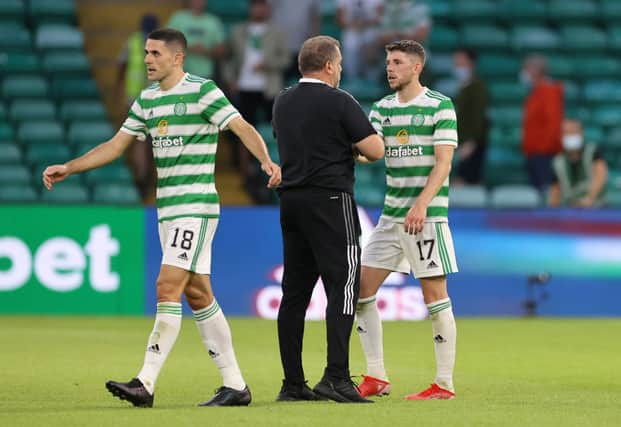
[1,317,619,427]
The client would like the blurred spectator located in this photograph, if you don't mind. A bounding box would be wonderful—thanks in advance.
[549,119,608,208]
[452,48,489,185]
[117,14,159,201]
[168,0,226,80]
[377,0,431,46]
[521,54,563,193]
[336,0,384,81]
[269,0,321,81]
[228,0,289,203]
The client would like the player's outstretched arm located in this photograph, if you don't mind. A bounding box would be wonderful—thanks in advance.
[42,131,136,190]
[227,116,282,188]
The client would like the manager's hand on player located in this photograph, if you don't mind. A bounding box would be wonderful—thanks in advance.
[42,164,70,190]
[404,202,426,235]
[261,160,282,188]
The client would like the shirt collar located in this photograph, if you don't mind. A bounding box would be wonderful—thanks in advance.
[299,77,329,85]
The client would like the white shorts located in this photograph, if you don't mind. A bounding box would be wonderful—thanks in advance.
[361,217,458,279]
[158,217,218,274]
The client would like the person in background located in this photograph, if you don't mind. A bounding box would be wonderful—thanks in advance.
[377,0,431,46]
[452,48,489,186]
[168,0,226,81]
[228,0,289,204]
[269,0,321,81]
[549,119,608,207]
[336,0,384,81]
[521,54,563,194]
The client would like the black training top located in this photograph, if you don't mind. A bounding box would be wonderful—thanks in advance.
[272,80,376,194]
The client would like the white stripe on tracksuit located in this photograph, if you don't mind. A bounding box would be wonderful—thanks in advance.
[341,193,358,315]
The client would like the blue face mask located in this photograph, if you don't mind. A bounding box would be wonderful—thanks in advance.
[453,66,471,83]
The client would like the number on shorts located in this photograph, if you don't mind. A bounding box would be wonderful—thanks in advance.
[416,239,435,261]
[171,228,194,250]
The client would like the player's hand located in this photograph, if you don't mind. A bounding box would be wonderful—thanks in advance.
[261,160,282,188]
[404,202,426,235]
[42,164,69,190]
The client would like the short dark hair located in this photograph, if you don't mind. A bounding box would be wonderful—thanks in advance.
[147,28,187,53]
[298,36,341,75]
[454,47,477,63]
[385,40,426,65]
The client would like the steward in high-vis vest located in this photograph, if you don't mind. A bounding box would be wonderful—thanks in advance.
[549,119,608,207]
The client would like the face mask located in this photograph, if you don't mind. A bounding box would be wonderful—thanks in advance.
[453,66,471,83]
[562,134,583,151]
[519,69,532,88]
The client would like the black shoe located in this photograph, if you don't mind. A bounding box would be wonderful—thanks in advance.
[198,386,252,407]
[313,377,373,403]
[106,378,154,408]
[277,380,327,401]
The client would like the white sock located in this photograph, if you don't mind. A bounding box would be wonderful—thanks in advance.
[137,302,182,394]
[427,298,456,392]
[193,300,246,391]
[355,295,387,380]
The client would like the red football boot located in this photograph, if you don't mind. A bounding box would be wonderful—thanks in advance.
[405,383,455,400]
[356,375,391,397]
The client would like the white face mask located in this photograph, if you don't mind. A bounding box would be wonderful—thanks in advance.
[453,66,471,83]
[562,134,583,151]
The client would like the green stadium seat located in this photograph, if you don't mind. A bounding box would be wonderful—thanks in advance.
[428,53,453,78]
[607,189,621,208]
[0,164,31,184]
[488,106,522,127]
[562,80,580,104]
[28,0,76,25]
[607,27,621,50]
[208,0,248,20]
[450,185,488,208]
[546,55,575,79]
[0,52,39,74]
[582,81,621,104]
[498,0,547,22]
[1,75,48,99]
[429,0,451,19]
[84,162,134,185]
[339,79,384,102]
[25,143,71,164]
[0,25,31,51]
[9,99,56,121]
[601,0,621,22]
[355,185,384,207]
[0,142,22,164]
[452,0,498,21]
[488,81,526,103]
[60,100,107,122]
[428,25,458,50]
[487,146,523,167]
[68,121,114,146]
[35,25,84,51]
[477,54,520,78]
[42,52,90,76]
[17,121,64,145]
[0,184,38,203]
[433,78,458,98]
[591,105,621,127]
[511,26,560,50]
[40,182,89,203]
[564,106,591,122]
[490,185,540,208]
[583,126,604,144]
[560,26,607,50]
[577,56,621,79]
[548,0,598,22]
[489,126,521,148]
[607,127,621,144]
[92,183,140,204]
[51,77,99,99]
[0,123,15,141]
[0,0,26,20]
[461,25,509,49]
[0,102,5,120]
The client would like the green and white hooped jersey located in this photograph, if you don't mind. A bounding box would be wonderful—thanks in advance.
[120,73,240,222]
[369,88,458,223]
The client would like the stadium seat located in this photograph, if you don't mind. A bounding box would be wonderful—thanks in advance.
[84,162,134,185]
[578,56,621,79]
[511,26,560,50]
[489,81,526,103]
[0,164,31,184]
[0,184,38,203]
[450,185,488,208]
[489,126,521,148]
[40,182,89,203]
[560,26,608,51]
[0,52,39,74]
[607,189,621,207]
[433,78,459,98]
[60,100,107,122]
[0,142,22,164]
[498,0,547,22]
[601,0,621,22]
[452,0,498,21]
[25,143,71,165]
[461,25,509,49]
[427,25,458,50]
[561,80,580,104]
[583,126,604,144]
[0,25,31,51]
[1,75,48,99]
[42,52,90,76]
[17,120,64,145]
[51,77,99,99]
[582,81,621,104]
[565,106,591,122]
[35,25,84,51]
[92,183,140,204]
[28,0,76,25]
[0,123,14,141]
[339,79,384,102]
[546,55,575,79]
[10,99,56,121]
[487,146,523,167]
[0,0,26,20]
[490,185,540,208]
[208,0,248,20]
[68,121,114,146]
[591,105,621,127]
[0,102,5,120]
[428,53,454,78]
[548,0,598,22]
[355,185,385,207]
[477,54,521,78]
[488,106,522,127]
[429,0,451,19]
